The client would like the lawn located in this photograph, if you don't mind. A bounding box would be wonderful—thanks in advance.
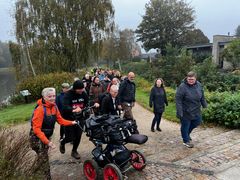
[136,88,179,122]
[0,88,178,127]
[0,103,35,126]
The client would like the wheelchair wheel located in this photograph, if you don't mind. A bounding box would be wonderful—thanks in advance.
[130,150,146,171]
[103,163,123,180]
[83,159,99,180]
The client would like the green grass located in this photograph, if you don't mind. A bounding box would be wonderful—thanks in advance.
[0,103,35,126]
[136,88,179,122]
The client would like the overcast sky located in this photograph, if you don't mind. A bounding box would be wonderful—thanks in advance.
[1,0,240,43]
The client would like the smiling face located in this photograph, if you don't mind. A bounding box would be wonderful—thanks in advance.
[187,76,196,85]
[156,79,162,87]
[42,88,56,104]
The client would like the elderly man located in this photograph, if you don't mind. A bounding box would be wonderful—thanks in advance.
[100,85,121,115]
[118,72,136,119]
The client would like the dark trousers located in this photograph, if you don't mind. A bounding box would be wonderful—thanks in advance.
[61,124,83,151]
[30,134,51,180]
[60,125,65,139]
[180,116,202,143]
[151,112,163,130]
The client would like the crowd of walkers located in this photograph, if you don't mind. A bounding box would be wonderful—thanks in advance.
[29,68,207,179]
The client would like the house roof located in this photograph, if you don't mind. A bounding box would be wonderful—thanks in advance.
[186,43,213,49]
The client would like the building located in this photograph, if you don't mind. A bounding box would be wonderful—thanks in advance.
[187,35,238,69]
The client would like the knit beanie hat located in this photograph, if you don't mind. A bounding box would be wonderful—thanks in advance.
[73,80,84,90]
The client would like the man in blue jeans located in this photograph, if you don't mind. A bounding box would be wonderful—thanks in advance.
[176,71,207,148]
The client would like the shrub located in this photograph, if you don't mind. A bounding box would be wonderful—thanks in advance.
[16,72,77,100]
[135,76,176,103]
[203,92,240,128]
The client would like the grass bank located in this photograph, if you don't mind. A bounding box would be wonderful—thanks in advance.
[0,103,35,126]
[136,88,178,122]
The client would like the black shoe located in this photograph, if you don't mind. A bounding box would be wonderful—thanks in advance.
[59,140,65,154]
[183,142,194,148]
[71,151,81,159]
[151,129,155,132]
[156,128,162,131]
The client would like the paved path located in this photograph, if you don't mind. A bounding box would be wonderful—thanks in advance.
[15,103,240,179]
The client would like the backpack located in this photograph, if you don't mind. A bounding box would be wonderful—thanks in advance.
[30,104,47,126]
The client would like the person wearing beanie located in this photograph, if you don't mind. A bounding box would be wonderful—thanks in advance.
[56,83,70,140]
[60,80,88,159]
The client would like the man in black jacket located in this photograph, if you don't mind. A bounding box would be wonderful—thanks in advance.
[100,85,121,115]
[60,80,88,159]
[176,71,207,148]
[118,72,136,119]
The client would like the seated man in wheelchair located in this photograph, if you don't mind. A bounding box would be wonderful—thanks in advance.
[99,85,122,116]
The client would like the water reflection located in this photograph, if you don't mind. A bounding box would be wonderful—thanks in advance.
[0,71,16,102]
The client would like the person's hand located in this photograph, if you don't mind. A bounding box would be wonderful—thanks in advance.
[94,103,100,108]
[72,106,82,113]
[48,141,56,150]
[117,105,122,110]
[72,121,78,125]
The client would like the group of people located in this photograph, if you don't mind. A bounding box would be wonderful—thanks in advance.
[29,69,137,179]
[29,68,207,179]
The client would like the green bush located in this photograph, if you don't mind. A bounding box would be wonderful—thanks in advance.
[16,72,76,100]
[203,92,240,128]
[135,76,240,128]
[135,76,176,103]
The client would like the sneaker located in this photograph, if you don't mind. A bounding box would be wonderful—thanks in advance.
[183,142,194,148]
[189,137,192,142]
[59,140,65,154]
[156,128,162,132]
[71,151,81,159]
[151,129,155,132]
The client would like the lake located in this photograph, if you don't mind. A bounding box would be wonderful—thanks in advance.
[0,70,16,102]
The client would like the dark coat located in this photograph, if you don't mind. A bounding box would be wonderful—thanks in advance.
[62,89,89,120]
[175,79,207,120]
[149,86,168,113]
[118,78,136,103]
[100,93,120,115]
[56,92,65,115]
[89,83,104,103]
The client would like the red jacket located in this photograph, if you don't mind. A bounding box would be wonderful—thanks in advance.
[32,99,73,145]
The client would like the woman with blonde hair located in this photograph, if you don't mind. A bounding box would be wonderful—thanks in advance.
[30,87,77,179]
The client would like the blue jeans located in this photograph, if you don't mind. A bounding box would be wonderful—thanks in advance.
[151,112,163,130]
[180,116,202,143]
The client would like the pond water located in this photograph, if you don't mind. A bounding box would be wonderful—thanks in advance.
[0,71,16,102]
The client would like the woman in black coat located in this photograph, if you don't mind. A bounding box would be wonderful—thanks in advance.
[149,78,168,132]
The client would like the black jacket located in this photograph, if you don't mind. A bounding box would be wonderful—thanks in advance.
[175,79,207,120]
[118,79,136,103]
[149,86,168,113]
[62,89,89,120]
[100,93,120,115]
